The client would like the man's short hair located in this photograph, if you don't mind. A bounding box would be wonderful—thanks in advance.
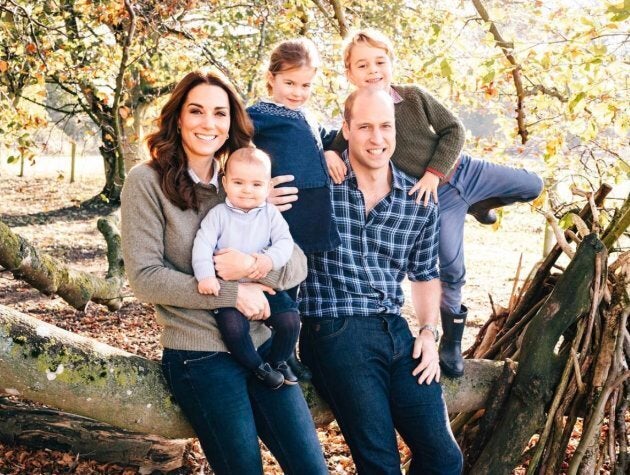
[343,88,395,125]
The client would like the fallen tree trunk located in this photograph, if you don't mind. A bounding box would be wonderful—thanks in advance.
[0,304,503,438]
[470,233,606,473]
[0,398,186,473]
[0,218,124,311]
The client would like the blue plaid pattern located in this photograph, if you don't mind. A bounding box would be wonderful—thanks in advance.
[299,156,440,319]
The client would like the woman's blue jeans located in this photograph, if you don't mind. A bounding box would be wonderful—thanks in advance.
[438,154,543,313]
[300,314,463,474]
[161,338,328,475]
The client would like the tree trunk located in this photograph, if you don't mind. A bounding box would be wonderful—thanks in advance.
[100,146,123,204]
[470,234,606,474]
[99,119,123,204]
[0,398,187,473]
[0,304,503,439]
[0,218,124,311]
[122,101,150,173]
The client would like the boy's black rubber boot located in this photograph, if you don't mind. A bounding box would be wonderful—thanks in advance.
[467,198,505,225]
[438,305,468,378]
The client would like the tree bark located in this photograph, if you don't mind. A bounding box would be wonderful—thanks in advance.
[0,398,186,473]
[0,218,124,311]
[470,233,606,474]
[0,304,503,439]
[122,101,150,173]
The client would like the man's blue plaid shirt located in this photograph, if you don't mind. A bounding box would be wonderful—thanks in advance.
[299,156,440,319]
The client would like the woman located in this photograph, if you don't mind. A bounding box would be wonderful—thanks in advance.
[120,71,327,475]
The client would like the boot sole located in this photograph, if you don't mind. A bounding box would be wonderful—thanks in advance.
[439,362,464,378]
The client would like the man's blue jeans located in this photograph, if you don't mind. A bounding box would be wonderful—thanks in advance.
[161,338,328,475]
[300,314,463,474]
[438,154,543,313]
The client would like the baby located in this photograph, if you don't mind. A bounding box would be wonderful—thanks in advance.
[192,147,300,389]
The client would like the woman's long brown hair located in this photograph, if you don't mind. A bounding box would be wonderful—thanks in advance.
[146,71,253,210]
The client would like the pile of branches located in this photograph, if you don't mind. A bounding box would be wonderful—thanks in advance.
[455,185,630,474]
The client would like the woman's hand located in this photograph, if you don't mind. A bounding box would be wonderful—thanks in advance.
[408,171,440,206]
[268,175,298,212]
[214,248,256,281]
[325,151,347,184]
[236,282,276,320]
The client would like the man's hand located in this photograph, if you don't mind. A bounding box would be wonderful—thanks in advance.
[411,331,441,385]
[248,253,273,279]
[408,171,440,206]
[325,151,347,184]
[214,248,256,281]
[268,175,298,211]
[198,277,221,296]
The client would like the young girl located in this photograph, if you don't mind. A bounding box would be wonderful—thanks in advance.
[326,29,544,378]
[247,38,340,255]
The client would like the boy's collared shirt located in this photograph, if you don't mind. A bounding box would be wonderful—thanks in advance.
[299,153,440,319]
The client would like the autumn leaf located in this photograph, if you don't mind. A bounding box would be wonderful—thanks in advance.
[440,59,453,80]
[118,106,131,119]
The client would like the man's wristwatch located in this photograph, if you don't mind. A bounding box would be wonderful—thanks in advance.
[418,324,440,342]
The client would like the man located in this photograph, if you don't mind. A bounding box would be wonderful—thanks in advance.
[298,88,463,474]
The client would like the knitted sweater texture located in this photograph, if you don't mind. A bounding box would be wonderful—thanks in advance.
[120,163,307,352]
[331,85,465,179]
[247,101,336,189]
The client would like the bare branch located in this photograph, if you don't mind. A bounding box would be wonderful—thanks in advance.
[246,9,269,98]
[524,84,568,102]
[567,371,630,475]
[112,0,137,183]
[327,0,349,38]
[163,25,244,98]
[471,0,528,143]
[310,0,340,34]
[571,348,585,393]
[544,211,575,258]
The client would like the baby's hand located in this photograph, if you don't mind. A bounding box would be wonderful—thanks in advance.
[248,253,273,280]
[325,151,347,184]
[198,277,221,296]
[408,171,440,206]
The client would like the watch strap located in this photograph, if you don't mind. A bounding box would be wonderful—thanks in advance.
[418,324,440,342]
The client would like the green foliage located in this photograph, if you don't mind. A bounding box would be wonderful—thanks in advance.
[1,0,627,195]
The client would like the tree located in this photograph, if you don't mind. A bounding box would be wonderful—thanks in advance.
[2,1,190,201]
[3,1,627,199]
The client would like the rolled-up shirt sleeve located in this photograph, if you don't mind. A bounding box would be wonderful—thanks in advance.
[407,203,440,282]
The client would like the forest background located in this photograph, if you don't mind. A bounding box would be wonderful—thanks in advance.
[0,0,628,473]
[2,0,628,201]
